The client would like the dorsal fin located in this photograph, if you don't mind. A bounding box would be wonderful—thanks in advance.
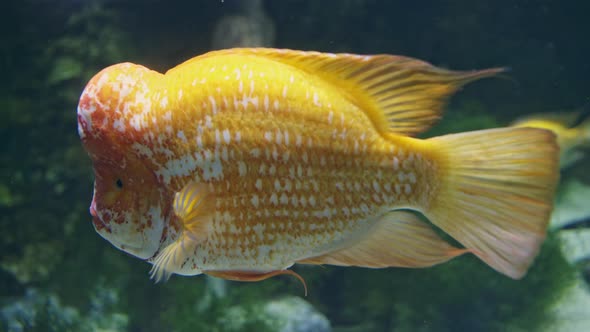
[202,48,504,136]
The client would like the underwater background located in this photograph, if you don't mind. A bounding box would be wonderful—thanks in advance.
[2,0,590,331]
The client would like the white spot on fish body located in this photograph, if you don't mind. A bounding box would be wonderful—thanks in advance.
[289,75,294,83]
[327,111,333,124]
[252,223,264,241]
[309,196,316,206]
[255,179,263,190]
[397,172,406,181]
[250,195,260,209]
[239,81,243,93]
[270,193,278,205]
[238,161,247,176]
[215,129,221,145]
[250,148,261,157]
[177,130,187,142]
[113,119,125,132]
[282,85,288,97]
[251,96,259,109]
[404,184,412,195]
[177,89,183,100]
[372,181,381,192]
[264,95,269,111]
[300,196,307,207]
[393,157,400,170]
[342,207,350,217]
[295,135,302,147]
[264,131,273,142]
[384,183,391,192]
[223,129,231,144]
[160,96,168,108]
[131,143,154,158]
[221,147,228,161]
[209,96,217,114]
[354,182,361,191]
[313,92,321,106]
[273,100,279,110]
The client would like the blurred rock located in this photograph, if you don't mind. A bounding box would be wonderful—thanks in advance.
[220,296,331,332]
[558,228,590,265]
[0,287,127,332]
[264,296,331,332]
[550,179,590,230]
[540,279,590,332]
[548,178,590,266]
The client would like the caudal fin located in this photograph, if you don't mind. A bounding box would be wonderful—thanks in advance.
[426,127,559,279]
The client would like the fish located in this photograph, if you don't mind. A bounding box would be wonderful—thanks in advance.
[511,103,590,169]
[77,48,559,289]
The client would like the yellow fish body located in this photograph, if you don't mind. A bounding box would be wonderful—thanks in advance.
[77,48,559,285]
[511,107,590,168]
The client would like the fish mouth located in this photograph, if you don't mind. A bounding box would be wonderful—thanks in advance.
[89,202,111,232]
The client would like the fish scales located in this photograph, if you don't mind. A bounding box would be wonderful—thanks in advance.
[148,54,433,270]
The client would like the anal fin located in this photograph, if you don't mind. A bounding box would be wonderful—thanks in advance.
[205,269,308,295]
[299,211,467,268]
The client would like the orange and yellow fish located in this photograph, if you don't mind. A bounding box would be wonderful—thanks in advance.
[77,48,559,289]
[511,104,590,169]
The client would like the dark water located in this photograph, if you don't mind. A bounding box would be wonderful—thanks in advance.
[2,1,589,331]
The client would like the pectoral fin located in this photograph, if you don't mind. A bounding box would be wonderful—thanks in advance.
[299,211,467,268]
[150,181,215,282]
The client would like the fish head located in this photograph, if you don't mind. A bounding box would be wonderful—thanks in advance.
[77,64,169,260]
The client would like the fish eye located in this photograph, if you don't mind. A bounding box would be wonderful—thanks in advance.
[116,178,123,189]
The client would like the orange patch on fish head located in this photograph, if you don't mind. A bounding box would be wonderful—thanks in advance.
[78,64,169,260]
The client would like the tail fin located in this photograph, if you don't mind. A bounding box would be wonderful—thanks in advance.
[425,127,559,279]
